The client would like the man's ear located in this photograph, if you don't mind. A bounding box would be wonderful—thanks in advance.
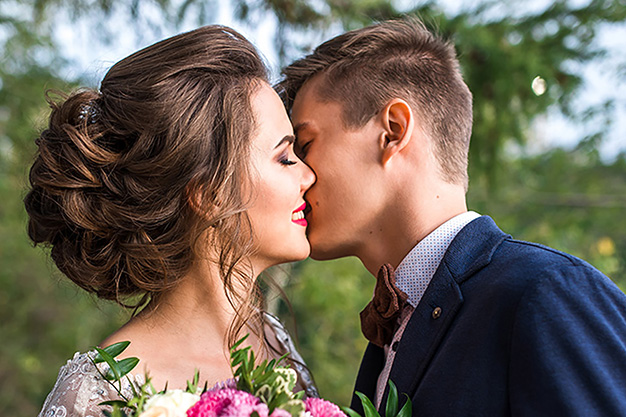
[379,99,414,165]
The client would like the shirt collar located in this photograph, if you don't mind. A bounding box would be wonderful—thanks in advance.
[395,211,481,307]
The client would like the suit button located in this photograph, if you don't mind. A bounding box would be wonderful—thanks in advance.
[391,341,399,351]
[432,307,442,319]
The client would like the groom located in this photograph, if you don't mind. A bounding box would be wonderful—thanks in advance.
[277,18,626,416]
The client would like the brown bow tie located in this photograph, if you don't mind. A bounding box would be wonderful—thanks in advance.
[360,263,409,348]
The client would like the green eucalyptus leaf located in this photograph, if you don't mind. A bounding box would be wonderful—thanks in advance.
[99,400,129,407]
[117,357,140,378]
[187,369,200,393]
[277,353,289,366]
[254,371,272,385]
[385,380,398,417]
[231,350,247,367]
[94,341,131,363]
[94,347,121,381]
[396,395,412,417]
[231,335,249,351]
[342,406,364,417]
[237,375,253,393]
[356,392,381,417]
[269,391,291,408]
[102,400,130,417]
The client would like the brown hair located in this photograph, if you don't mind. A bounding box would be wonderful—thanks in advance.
[277,17,473,189]
[24,25,269,348]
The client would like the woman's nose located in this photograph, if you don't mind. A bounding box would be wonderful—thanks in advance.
[300,161,316,192]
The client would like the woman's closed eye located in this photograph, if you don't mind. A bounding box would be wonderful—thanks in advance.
[278,145,299,166]
[279,153,297,166]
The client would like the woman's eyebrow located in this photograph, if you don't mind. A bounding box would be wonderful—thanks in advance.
[274,135,295,149]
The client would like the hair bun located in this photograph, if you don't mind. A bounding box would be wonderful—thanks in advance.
[24,89,128,295]
[25,25,269,311]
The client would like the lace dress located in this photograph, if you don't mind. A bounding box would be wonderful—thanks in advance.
[38,314,318,417]
[38,350,140,417]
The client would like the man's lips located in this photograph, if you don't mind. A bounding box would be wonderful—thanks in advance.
[291,202,307,226]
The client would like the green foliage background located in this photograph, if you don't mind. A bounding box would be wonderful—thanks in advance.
[1,0,625,415]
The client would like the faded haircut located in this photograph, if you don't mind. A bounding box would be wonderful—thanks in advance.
[277,17,473,190]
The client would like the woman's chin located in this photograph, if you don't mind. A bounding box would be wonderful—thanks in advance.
[280,244,311,264]
[252,245,311,273]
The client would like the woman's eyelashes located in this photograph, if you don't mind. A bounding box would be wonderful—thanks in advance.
[278,148,297,166]
[279,156,297,166]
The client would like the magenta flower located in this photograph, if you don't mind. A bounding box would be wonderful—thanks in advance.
[304,397,348,417]
[268,409,292,417]
[187,388,269,417]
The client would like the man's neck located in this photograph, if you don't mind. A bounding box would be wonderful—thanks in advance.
[356,192,468,276]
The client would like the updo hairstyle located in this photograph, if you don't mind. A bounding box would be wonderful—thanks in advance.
[24,26,269,337]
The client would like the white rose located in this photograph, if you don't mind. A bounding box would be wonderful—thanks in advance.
[139,390,200,417]
[138,405,172,417]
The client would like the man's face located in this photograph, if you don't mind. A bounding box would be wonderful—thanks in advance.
[290,77,385,260]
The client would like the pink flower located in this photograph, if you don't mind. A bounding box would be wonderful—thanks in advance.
[268,409,291,417]
[186,388,269,417]
[304,398,348,417]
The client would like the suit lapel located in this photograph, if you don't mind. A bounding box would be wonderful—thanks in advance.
[379,266,463,411]
[379,216,509,411]
[350,343,385,413]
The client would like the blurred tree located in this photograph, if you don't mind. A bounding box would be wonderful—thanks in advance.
[3,0,624,182]
[273,258,374,405]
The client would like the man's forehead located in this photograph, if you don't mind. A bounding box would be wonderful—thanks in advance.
[293,121,310,135]
[291,73,330,112]
[293,119,324,139]
[291,97,349,138]
[290,85,323,131]
[292,85,340,117]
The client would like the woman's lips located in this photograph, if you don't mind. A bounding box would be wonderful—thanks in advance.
[291,203,308,226]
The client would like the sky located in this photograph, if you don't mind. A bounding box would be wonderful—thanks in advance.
[52,0,626,160]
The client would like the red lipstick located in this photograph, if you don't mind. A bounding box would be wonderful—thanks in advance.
[292,203,307,226]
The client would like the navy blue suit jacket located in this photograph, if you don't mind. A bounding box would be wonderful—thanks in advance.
[350,216,626,416]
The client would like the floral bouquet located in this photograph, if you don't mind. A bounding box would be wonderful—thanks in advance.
[91,336,411,417]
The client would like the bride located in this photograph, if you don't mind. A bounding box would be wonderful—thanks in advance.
[26,25,317,417]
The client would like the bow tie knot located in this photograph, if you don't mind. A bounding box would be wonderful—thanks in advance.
[359,263,409,348]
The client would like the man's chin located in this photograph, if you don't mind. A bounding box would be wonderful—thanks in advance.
[309,243,349,261]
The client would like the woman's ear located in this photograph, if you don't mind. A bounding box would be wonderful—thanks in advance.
[186,181,216,220]
[379,99,414,165]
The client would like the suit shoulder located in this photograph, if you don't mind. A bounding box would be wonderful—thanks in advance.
[484,237,624,304]
[497,237,596,271]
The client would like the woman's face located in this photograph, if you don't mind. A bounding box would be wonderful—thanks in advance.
[246,83,315,271]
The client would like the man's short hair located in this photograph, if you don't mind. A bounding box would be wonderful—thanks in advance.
[277,17,473,189]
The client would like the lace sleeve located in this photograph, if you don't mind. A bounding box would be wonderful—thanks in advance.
[38,352,142,417]
[264,313,319,398]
